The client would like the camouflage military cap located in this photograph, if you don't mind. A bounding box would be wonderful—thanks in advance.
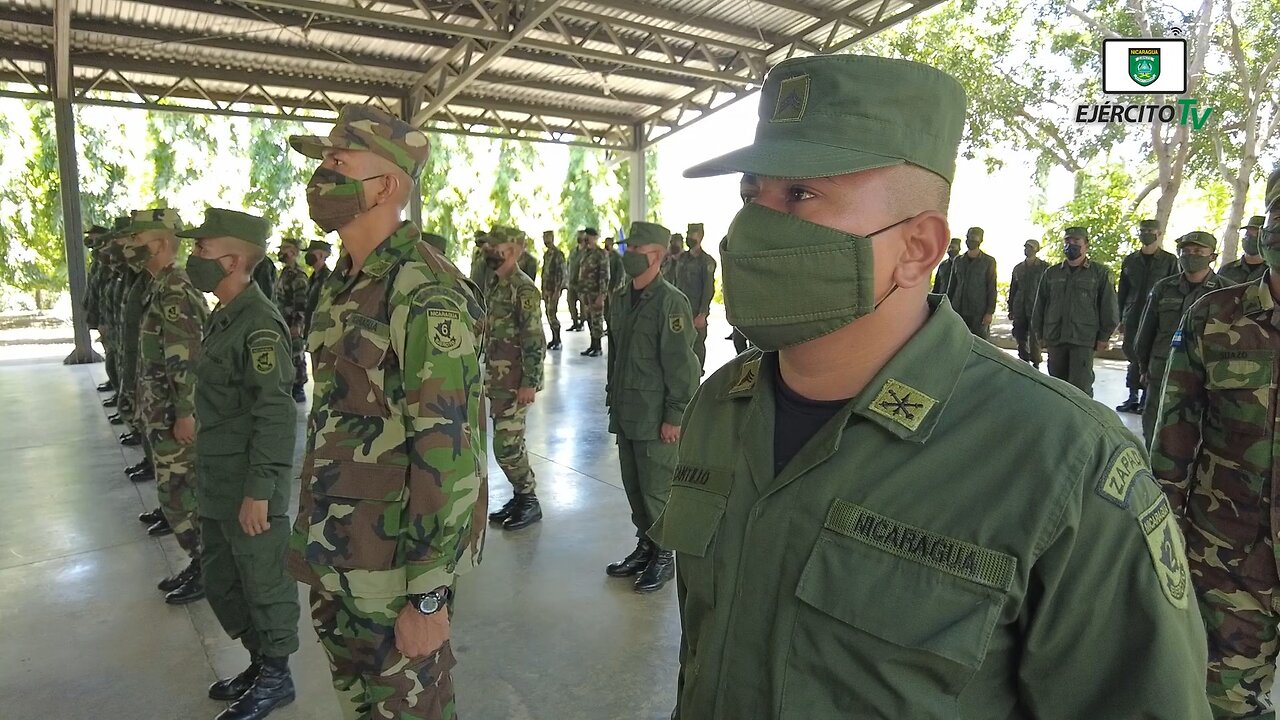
[280,238,303,250]
[1024,239,1040,250]
[1064,226,1089,240]
[1241,215,1266,229]
[289,105,431,178]
[479,226,527,246]
[1139,219,1161,231]
[305,240,332,253]
[119,208,185,237]
[627,221,672,248]
[688,223,705,234]
[967,226,984,239]
[1177,231,1217,251]
[177,207,272,248]
[422,232,449,253]
[1266,166,1280,211]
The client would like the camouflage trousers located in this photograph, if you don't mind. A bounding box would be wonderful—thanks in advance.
[544,290,562,332]
[1187,514,1279,719]
[492,398,535,494]
[147,426,201,560]
[310,589,458,720]
[292,337,309,392]
[617,432,677,541]
[582,293,605,340]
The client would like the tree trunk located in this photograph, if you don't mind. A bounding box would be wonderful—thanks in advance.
[1223,174,1250,261]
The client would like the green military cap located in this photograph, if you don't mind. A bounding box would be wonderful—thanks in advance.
[1064,226,1089,240]
[1241,215,1266,229]
[422,232,448,252]
[687,223,705,234]
[1177,231,1217,251]
[280,237,303,250]
[684,55,966,183]
[177,208,272,248]
[289,105,431,179]
[479,225,527,245]
[1024,239,1040,251]
[967,226,984,239]
[626,222,671,248]
[1267,166,1280,210]
[85,224,108,236]
[305,240,332,253]
[119,208,185,237]
[1139,219,1161,231]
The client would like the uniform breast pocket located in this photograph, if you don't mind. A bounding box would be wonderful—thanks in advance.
[651,484,726,610]
[331,320,391,418]
[197,356,247,416]
[1069,279,1098,316]
[782,504,1012,720]
[1204,352,1274,429]
[302,459,407,571]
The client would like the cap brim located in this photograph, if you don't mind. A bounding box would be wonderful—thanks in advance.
[289,135,353,159]
[175,225,218,239]
[683,139,905,179]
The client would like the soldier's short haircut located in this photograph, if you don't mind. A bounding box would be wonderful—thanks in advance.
[883,164,951,216]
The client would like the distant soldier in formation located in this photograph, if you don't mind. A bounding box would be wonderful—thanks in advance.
[541,230,567,350]
[83,223,115,394]
[1219,215,1269,285]
[578,227,610,357]
[273,238,310,402]
[517,236,539,282]
[1032,226,1119,397]
[1008,239,1047,369]
[931,237,961,293]
[1116,219,1178,414]
[117,224,152,458]
[566,230,586,331]
[661,233,683,278]
[479,227,547,532]
[945,226,997,338]
[252,249,277,300]
[302,239,332,340]
[604,235,626,342]
[672,222,717,373]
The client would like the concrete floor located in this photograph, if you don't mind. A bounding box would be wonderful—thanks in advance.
[0,311,1145,720]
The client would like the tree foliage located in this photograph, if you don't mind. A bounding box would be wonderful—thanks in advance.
[1032,163,1138,274]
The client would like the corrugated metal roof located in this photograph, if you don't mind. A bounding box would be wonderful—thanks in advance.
[0,0,942,148]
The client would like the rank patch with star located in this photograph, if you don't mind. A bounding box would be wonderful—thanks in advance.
[868,379,937,432]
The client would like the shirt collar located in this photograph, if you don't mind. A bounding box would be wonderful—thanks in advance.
[334,221,421,282]
[1241,271,1275,317]
[210,282,269,329]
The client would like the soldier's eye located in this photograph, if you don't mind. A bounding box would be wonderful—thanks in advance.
[787,186,816,202]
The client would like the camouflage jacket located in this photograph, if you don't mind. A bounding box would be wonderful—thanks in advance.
[946,251,997,320]
[1031,259,1120,348]
[85,246,107,329]
[287,221,488,599]
[674,250,717,317]
[274,263,310,329]
[1008,257,1048,323]
[579,246,611,296]
[1218,257,1268,286]
[518,253,538,283]
[1151,274,1279,519]
[567,246,584,291]
[541,246,566,294]
[1134,271,1227,373]
[137,264,209,428]
[484,269,546,411]
[1119,248,1179,324]
[606,278,699,439]
[304,264,331,336]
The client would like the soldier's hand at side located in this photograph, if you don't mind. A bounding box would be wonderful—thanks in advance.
[395,603,450,659]
[238,497,270,536]
[694,314,707,330]
[660,422,682,444]
[595,297,605,310]
[173,415,196,445]
[981,314,993,327]
[1140,373,1149,387]
[517,387,537,406]
[1095,340,1109,352]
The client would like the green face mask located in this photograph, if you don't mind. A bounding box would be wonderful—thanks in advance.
[1243,233,1260,257]
[721,203,908,351]
[1261,238,1280,272]
[1178,254,1212,275]
[121,241,153,271]
[621,251,652,278]
[186,255,229,293]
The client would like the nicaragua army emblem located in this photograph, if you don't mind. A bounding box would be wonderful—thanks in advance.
[251,346,277,374]
[1128,48,1161,87]
[1139,496,1190,609]
[164,304,181,323]
[429,308,462,351]
[669,315,686,334]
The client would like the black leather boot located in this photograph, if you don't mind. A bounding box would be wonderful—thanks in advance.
[606,539,653,577]
[209,656,261,701]
[568,321,582,332]
[103,394,118,407]
[126,458,152,475]
[97,380,114,392]
[129,465,155,482]
[119,431,142,446]
[165,566,206,605]
[1115,390,1140,413]
[488,497,517,524]
[216,655,295,720]
[582,338,602,357]
[547,328,562,350]
[108,413,123,425]
[634,550,675,593]
[502,493,542,531]
[147,516,173,537]
[158,558,200,592]
[291,386,307,403]
[138,507,163,524]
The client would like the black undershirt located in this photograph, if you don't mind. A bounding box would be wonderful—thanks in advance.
[773,366,850,475]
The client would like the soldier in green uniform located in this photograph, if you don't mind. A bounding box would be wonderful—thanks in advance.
[605,222,699,593]
[1219,215,1268,285]
[1032,226,1120,397]
[179,208,301,720]
[578,228,610,357]
[945,226,996,338]
[478,227,547,532]
[1008,239,1047,369]
[1116,219,1179,413]
[566,230,585,331]
[285,105,487,720]
[661,233,683,278]
[273,238,310,402]
[931,237,960,294]
[252,249,277,301]
[123,208,211,604]
[1134,231,1225,448]
[541,230,567,350]
[663,54,1211,719]
[673,222,717,373]
[1150,169,1280,719]
[303,239,332,340]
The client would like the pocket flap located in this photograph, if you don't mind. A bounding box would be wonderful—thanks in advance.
[309,460,406,502]
[649,486,725,558]
[1205,350,1274,390]
[336,316,390,370]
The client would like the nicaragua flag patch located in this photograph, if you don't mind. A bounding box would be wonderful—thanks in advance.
[1171,330,1184,349]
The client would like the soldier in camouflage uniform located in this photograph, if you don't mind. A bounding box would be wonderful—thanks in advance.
[541,230,567,350]
[1151,168,1280,719]
[1008,239,1047,368]
[604,236,626,343]
[286,105,487,720]
[673,222,717,373]
[122,208,211,604]
[1219,215,1269,286]
[566,230,585,331]
[1134,231,1226,448]
[479,227,547,531]
[931,237,961,294]
[101,220,132,406]
[578,227,610,357]
[83,223,115,393]
[1117,219,1179,414]
[1032,226,1120,397]
[303,239,332,339]
[274,238,310,402]
[118,228,153,457]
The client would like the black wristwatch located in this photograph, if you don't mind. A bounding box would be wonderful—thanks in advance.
[407,587,450,615]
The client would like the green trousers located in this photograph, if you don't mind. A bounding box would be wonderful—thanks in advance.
[617,432,678,544]
[202,516,300,658]
[693,324,708,374]
[1046,343,1096,397]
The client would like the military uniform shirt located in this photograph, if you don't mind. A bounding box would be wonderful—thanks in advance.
[484,269,546,407]
[136,265,208,428]
[1219,257,1268,286]
[579,247,611,296]
[304,264,331,336]
[1007,257,1047,323]
[541,246,566,294]
[674,251,717,319]
[275,263,310,330]
[946,251,997,320]
[1134,271,1227,380]
[196,284,297,520]
[1032,259,1120,347]
[653,296,1210,720]
[1119,249,1179,325]
[517,253,538,283]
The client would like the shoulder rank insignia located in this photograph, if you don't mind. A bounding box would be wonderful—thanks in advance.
[669,315,686,334]
[868,378,937,433]
[727,356,761,396]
